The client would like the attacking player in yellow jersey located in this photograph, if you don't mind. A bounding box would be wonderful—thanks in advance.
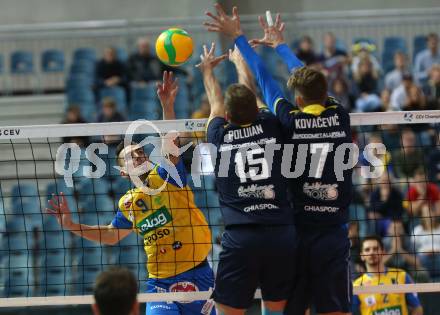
[46,71,215,315]
[353,236,423,315]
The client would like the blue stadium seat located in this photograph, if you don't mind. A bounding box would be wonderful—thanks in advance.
[81,247,103,266]
[413,35,427,61]
[73,48,97,62]
[95,195,115,213]
[8,250,29,268]
[99,86,127,113]
[116,246,140,264]
[5,216,26,233]
[130,82,157,101]
[41,49,65,73]
[44,249,66,267]
[115,47,128,62]
[76,178,110,199]
[11,184,38,198]
[70,60,95,75]
[10,51,33,74]
[66,74,94,89]
[206,191,220,208]
[0,54,5,74]
[42,231,65,250]
[384,36,407,53]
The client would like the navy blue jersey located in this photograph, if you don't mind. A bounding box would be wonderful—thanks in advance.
[206,110,294,227]
[274,97,353,227]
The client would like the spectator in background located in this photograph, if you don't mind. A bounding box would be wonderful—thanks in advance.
[402,85,426,111]
[330,77,354,111]
[318,32,347,80]
[414,33,440,85]
[349,221,364,279]
[92,267,139,315]
[428,135,440,184]
[412,207,440,279]
[295,35,319,66]
[191,95,210,120]
[128,37,187,85]
[384,220,429,282]
[380,89,392,111]
[385,51,409,91]
[351,42,382,76]
[95,47,126,90]
[62,106,89,145]
[392,128,425,179]
[405,167,440,218]
[97,98,125,145]
[390,73,414,110]
[97,97,125,123]
[422,64,440,109]
[354,57,381,112]
[62,105,87,124]
[353,236,423,315]
[368,172,404,236]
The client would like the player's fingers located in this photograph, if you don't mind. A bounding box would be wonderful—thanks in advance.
[48,200,59,211]
[214,3,227,18]
[232,6,239,19]
[206,27,222,33]
[258,15,267,29]
[279,22,285,33]
[209,42,216,56]
[205,11,220,22]
[45,208,58,216]
[203,22,220,29]
[203,44,208,57]
[275,13,281,28]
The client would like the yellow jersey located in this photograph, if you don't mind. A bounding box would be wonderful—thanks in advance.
[353,268,421,315]
[114,161,212,279]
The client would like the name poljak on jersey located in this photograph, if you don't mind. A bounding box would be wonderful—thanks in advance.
[226,124,264,141]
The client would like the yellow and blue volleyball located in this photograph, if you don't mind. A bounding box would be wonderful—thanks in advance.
[155,28,193,66]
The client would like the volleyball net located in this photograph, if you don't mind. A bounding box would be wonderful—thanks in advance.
[0,111,440,308]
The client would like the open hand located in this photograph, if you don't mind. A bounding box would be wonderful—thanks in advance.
[204,4,243,38]
[249,13,286,48]
[157,71,179,111]
[228,45,245,65]
[46,192,74,230]
[195,42,227,72]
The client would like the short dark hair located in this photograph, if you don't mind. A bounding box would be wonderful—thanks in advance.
[287,67,328,105]
[224,83,258,125]
[94,267,138,315]
[360,235,384,252]
[427,33,438,41]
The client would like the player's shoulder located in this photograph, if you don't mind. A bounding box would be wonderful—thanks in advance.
[386,267,408,278]
[353,273,368,286]
[118,188,144,210]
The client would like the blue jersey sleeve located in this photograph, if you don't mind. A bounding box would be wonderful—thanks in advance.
[111,211,133,229]
[275,43,304,73]
[157,158,187,188]
[234,35,285,113]
[352,295,361,313]
[206,117,226,147]
[404,273,422,308]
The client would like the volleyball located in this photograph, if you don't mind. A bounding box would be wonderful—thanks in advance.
[155,28,193,66]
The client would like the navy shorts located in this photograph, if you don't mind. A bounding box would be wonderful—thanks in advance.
[212,224,297,309]
[284,224,352,315]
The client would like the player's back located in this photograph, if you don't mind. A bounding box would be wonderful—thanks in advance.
[276,98,353,227]
[207,109,293,227]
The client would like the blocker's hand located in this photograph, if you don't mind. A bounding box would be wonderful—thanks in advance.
[195,42,227,72]
[157,71,179,111]
[249,13,286,48]
[204,3,243,38]
[46,192,75,230]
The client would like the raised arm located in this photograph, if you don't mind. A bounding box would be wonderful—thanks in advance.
[157,71,181,165]
[46,193,131,245]
[228,45,265,108]
[250,13,303,73]
[203,4,284,113]
[196,42,227,122]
